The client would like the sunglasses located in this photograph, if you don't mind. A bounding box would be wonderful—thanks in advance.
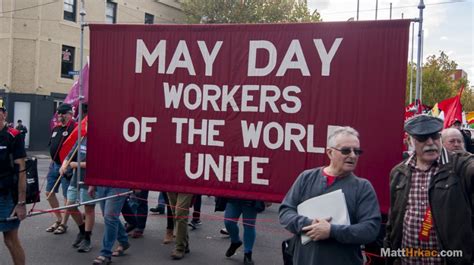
[332,147,363,156]
[57,111,70,115]
[412,133,441,143]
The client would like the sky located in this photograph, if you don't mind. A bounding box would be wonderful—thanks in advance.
[308,0,474,83]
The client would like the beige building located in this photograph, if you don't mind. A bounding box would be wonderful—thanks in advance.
[0,0,184,150]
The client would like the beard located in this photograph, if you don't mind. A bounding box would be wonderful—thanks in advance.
[57,115,66,123]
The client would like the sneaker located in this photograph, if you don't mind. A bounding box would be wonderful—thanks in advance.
[220,228,229,236]
[191,219,202,226]
[188,219,202,230]
[78,239,92,253]
[225,241,243,257]
[171,249,185,260]
[150,205,165,214]
[72,233,85,248]
[244,252,254,265]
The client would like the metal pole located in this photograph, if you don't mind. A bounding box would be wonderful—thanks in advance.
[1,191,134,222]
[375,0,378,20]
[390,3,392,19]
[76,0,86,202]
[420,29,424,102]
[415,0,425,106]
[357,0,360,21]
[409,22,415,104]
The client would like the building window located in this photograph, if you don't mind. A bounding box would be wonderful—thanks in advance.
[63,0,76,22]
[61,45,75,79]
[145,13,154,24]
[106,1,117,24]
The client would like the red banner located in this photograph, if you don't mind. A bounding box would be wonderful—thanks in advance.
[87,21,410,212]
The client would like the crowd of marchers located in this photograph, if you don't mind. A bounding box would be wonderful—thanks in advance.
[1,104,473,265]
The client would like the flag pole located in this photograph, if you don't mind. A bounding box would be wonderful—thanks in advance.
[76,0,86,201]
[415,0,425,109]
[1,191,133,222]
[409,22,415,104]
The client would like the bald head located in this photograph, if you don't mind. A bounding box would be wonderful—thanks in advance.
[441,128,465,152]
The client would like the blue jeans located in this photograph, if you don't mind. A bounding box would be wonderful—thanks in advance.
[0,193,20,232]
[224,200,258,253]
[158,192,166,208]
[122,190,149,230]
[45,162,70,198]
[96,187,129,258]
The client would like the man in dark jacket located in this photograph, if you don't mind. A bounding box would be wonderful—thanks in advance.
[385,115,474,265]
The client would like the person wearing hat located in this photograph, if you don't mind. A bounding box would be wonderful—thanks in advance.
[384,114,474,265]
[0,106,27,265]
[45,103,77,235]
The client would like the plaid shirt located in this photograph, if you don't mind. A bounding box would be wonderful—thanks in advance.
[401,155,443,265]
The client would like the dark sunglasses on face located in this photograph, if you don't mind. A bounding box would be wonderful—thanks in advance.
[332,147,363,156]
[412,133,441,143]
[57,111,69,115]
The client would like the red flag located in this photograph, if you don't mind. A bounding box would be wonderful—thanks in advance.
[438,86,464,128]
[404,99,430,121]
[59,115,88,163]
[50,63,89,129]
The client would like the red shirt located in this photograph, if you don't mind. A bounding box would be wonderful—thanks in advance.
[322,170,336,187]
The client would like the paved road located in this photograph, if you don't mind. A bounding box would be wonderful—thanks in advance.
[0,157,290,265]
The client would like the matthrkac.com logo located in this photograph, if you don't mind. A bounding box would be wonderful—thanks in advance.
[380,248,463,258]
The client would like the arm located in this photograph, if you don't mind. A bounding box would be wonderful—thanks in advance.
[384,168,398,250]
[11,132,27,220]
[59,141,81,174]
[329,180,381,245]
[13,157,27,220]
[68,161,86,168]
[279,172,313,235]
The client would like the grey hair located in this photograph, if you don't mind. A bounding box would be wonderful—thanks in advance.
[441,128,464,142]
[327,126,360,148]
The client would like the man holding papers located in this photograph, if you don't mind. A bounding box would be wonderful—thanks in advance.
[279,127,381,265]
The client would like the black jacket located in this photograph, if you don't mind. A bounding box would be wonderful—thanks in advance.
[384,149,474,265]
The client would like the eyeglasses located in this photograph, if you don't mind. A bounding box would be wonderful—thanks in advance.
[331,147,363,156]
[57,111,69,115]
[412,133,441,143]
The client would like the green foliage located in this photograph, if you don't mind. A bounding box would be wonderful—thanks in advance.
[181,0,321,24]
[406,51,472,111]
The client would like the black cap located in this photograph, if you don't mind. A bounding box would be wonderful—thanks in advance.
[404,114,443,136]
[0,106,6,112]
[57,103,73,114]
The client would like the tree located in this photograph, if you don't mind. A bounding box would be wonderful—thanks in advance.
[405,51,473,111]
[181,0,321,24]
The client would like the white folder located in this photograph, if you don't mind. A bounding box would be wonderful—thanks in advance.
[297,189,350,245]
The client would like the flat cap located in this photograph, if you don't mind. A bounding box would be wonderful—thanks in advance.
[57,103,73,113]
[404,114,443,135]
